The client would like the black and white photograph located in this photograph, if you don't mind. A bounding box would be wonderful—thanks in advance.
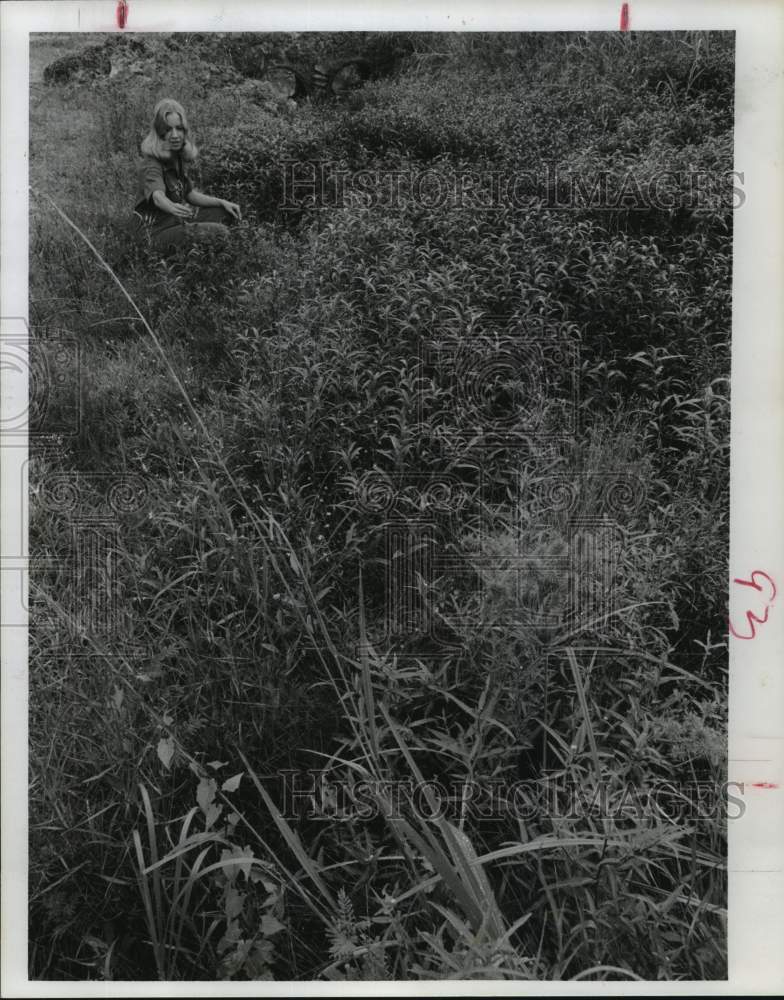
[1,3,781,990]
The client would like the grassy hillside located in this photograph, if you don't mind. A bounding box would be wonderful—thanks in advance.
[29,31,733,981]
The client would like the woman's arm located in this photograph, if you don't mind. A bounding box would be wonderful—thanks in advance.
[187,188,242,219]
[186,189,221,208]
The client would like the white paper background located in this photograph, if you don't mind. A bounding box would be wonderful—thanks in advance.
[2,1,782,995]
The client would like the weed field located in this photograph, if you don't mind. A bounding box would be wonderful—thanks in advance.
[28,31,733,981]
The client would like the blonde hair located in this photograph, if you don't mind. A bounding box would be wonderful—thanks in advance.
[140,98,198,162]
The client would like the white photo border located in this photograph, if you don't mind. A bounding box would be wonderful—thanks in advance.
[2,0,782,995]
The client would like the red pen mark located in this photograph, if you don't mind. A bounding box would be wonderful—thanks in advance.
[116,0,128,29]
[620,3,630,31]
[751,782,779,790]
[728,570,777,640]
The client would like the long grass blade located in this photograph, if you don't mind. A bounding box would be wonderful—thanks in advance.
[357,567,381,769]
[132,829,164,979]
[239,748,337,911]
[565,647,602,782]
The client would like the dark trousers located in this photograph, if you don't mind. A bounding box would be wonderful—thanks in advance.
[134,205,236,251]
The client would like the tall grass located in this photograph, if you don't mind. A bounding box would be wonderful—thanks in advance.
[28,30,731,980]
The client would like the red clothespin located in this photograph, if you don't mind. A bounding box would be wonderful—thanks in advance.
[620,3,630,31]
[116,0,129,29]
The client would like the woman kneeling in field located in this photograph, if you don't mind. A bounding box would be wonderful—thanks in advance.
[133,98,241,251]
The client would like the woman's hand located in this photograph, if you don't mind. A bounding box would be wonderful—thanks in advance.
[220,200,242,221]
[169,202,195,219]
[152,190,194,219]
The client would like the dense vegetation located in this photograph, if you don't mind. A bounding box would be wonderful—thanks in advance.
[29,31,733,981]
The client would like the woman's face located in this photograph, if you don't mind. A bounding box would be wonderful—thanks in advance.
[162,112,185,152]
